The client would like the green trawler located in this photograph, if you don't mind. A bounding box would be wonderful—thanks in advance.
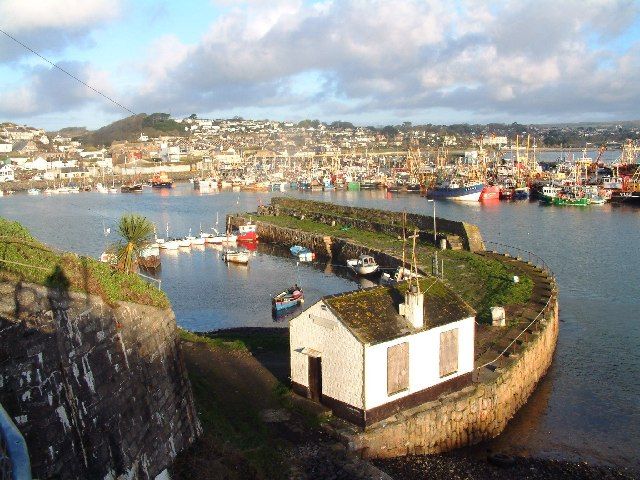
[540,191,590,206]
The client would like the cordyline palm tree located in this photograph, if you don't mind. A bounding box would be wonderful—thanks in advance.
[113,214,155,274]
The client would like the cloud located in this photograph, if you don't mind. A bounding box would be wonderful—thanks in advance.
[3,0,640,125]
[126,0,640,122]
[0,0,122,61]
[0,61,118,117]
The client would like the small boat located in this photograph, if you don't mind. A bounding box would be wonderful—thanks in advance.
[159,239,180,250]
[346,255,379,276]
[121,183,143,193]
[272,285,304,312]
[99,252,117,264]
[380,267,423,285]
[27,188,41,195]
[139,244,161,269]
[95,183,109,193]
[223,249,250,264]
[151,171,173,188]
[290,245,314,262]
[236,222,258,242]
[177,237,192,248]
[109,186,119,194]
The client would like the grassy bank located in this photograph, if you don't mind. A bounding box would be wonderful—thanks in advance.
[0,217,169,308]
[257,214,532,323]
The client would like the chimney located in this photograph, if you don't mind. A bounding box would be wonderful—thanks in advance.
[400,284,424,329]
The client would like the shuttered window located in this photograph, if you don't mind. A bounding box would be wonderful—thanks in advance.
[439,328,459,377]
[387,342,409,395]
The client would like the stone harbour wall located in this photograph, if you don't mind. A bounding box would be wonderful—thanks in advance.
[347,292,559,458]
[0,280,201,479]
[267,197,485,252]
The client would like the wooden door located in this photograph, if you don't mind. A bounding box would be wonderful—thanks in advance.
[308,356,322,402]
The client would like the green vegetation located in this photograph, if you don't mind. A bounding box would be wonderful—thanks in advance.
[178,328,247,351]
[112,213,155,273]
[257,214,533,323]
[0,217,169,308]
[81,113,185,146]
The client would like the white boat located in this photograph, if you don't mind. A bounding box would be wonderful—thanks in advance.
[159,239,180,250]
[381,267,423,284]
[223,249,250,264]
[140,244,160,257]
[347,255,379,276]
[95,183,109,193]
[99,252,117,264]
[109,186,119,194]
[190,235,205,246]
[178,237,192,248]
[27,188,41,195]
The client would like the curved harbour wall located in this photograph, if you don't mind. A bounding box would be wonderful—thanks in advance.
[347,283,558,457]
[231,212,559,458]
[0,280,201,479]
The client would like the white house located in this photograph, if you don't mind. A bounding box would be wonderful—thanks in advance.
[290,279,475,427]
[0,164,15,182]
[0,143,12,153]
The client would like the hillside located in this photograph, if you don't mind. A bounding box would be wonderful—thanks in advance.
[80,113,186,146]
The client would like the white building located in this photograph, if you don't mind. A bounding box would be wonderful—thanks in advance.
[290,279,475,427]
[0,164,15,182]
[0,143,12,153]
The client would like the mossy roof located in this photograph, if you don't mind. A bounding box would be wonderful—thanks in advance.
[323,278,475,345]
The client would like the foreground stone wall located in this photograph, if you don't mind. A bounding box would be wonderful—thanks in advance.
[347,288,559,458]
[0,280,201,479]
[268,197,485,252]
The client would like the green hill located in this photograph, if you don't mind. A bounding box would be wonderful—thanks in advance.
[81,113,186,146]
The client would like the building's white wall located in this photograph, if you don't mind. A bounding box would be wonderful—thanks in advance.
[364,317,475,410]
[290,301,364,409]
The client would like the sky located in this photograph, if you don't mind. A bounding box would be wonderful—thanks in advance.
[1,0,640,130]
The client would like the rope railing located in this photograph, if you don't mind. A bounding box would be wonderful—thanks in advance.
[474,242,556,378]
[484,241,554,277]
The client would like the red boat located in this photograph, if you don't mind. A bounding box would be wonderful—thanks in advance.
[236,223,259,242]
[479,185,500,201]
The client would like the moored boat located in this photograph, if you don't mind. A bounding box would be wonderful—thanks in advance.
[236,222,258,242]
[346,255,379,276]
[272,285,304,312]
[151,171,173,188]
[290,245,314,262]
[223,249,250,264]
[428,179,484,202]
[479,184,500,201]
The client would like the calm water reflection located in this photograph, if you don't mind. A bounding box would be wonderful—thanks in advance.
[1,183,638,470]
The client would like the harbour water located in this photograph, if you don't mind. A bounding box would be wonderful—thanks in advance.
[1,184,638,471]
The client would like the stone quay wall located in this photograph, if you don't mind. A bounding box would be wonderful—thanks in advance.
[267,197,485,252]
[347,287,559,458]
[0,280,201,479]
[231,217,410,271]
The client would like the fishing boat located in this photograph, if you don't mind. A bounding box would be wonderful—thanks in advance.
[290,245,314,262]
[479,184,500,201]
[222,249,250,264]
[95,183,109,193]
[27,188,41,195]
[538,185,562,203]
[236,222,258,242]
[428,179,484,202]
[151,171,173,188]
[272,285,304,313]
[346,255,379,276]
[121,183,143,193]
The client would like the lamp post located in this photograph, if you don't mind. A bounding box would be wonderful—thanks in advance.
[426,199,436,245]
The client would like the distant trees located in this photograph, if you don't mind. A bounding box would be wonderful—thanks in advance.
[329,121,354,129]
[381,125,399,138]
[297,119,322,128]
